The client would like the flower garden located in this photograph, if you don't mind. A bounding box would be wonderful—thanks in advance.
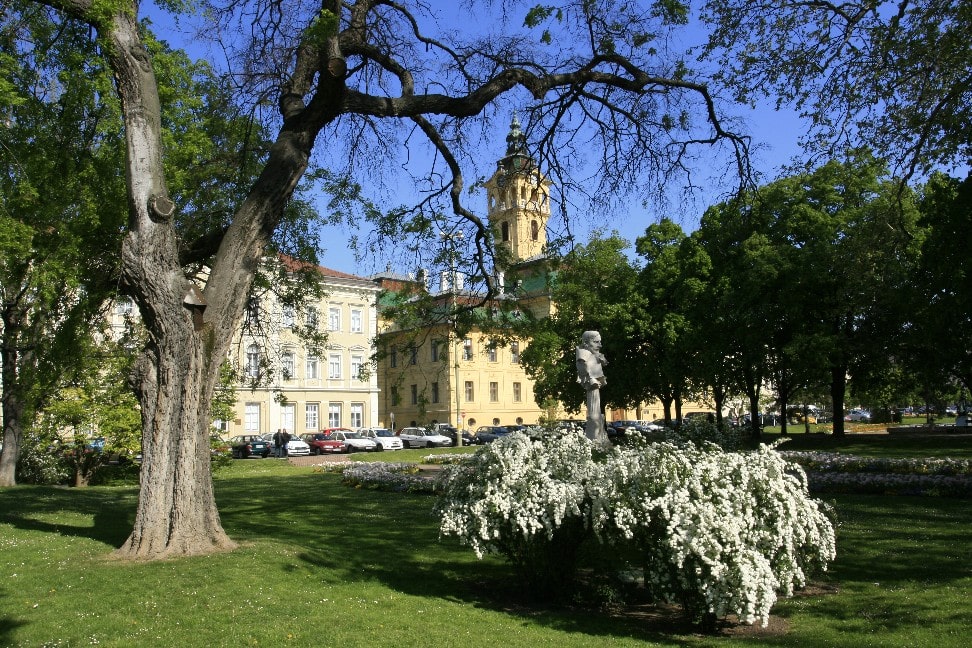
[316,424,972,631]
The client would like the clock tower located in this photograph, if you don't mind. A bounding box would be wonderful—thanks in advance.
[484,115,552,265]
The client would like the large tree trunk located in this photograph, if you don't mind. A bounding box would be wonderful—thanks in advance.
[98,7,332,559]
[831,365,847,437]
[0,385,25,487]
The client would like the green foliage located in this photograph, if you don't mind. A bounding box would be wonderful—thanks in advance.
[701,0,972,175]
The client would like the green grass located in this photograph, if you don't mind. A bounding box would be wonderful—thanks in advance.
[1,451,970,647]
[756,431,972,458]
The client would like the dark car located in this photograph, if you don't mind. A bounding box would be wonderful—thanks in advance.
[474,425,511,444]
[229,434,271,459]
[436,425,478,446]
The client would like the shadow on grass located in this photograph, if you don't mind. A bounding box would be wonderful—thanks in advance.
[0,591,27,648]
[0,484,136,548]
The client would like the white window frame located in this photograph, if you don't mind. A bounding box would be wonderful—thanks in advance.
[281,351,295,380]
[306,355,319,380]
[351,354,363,381]
[328,403,342,428]
[246,344,261,378]
[306,403,319,430]
[350,403,363,428]
[244,403,260,432]
[350,308,363,333]
[282,304,295,328]
[328,353,342,379]
[328,306,341,332]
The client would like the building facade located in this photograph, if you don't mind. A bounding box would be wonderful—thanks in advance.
[224,262,382,438]
[375,116,559,431]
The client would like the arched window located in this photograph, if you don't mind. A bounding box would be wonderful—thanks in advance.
[501,221,510,242]
[246,344,261,378]
[531,220,539,241]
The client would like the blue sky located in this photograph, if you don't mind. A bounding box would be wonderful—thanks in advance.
[142,1,811,276]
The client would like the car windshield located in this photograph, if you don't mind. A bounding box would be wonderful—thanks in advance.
[345,432,363,439]
[374,429,392,437]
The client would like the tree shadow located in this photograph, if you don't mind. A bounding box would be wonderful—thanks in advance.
[0,485,136,548]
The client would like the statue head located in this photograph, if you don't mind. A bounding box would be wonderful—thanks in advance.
[580,330,602,352]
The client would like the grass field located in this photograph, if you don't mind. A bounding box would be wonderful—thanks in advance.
[1,436,970,647]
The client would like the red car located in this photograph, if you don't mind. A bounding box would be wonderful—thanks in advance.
[301,432,346,455]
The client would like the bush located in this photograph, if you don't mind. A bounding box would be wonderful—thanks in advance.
[436,432,836,627]
[16,432,71,485]
[436,433,594,597]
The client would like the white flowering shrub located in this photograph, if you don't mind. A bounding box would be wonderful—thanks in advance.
[436,432,836,626]
[662,417,748,450]
[593,439,836,626]
[436,432,595,595]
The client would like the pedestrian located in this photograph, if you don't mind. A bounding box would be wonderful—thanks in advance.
[281,430,291,457]
[273,429,284,458]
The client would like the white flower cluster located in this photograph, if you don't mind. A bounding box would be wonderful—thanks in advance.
[436,433,594,559]
[435,433,836,627]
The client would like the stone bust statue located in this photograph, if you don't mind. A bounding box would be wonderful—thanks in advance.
[576,330,609,444]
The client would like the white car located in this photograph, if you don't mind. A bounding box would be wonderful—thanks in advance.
[358,428,404,451]
[397,427,452,449]
[326,429,379,452]
[846,409,871,422]
[284,435,311,456]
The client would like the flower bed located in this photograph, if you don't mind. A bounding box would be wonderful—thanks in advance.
[780,451,972,497]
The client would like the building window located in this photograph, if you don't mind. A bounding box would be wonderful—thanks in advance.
[489,381,499,402]
[513,382,522,402]
[328,403,341,428]
[281,351,295,380]
[462,338,473,361]
[501,221,510,241]
[408,344,418,365]
[389,346,398,368]
[431,382,440,404]
[282,304,295,328]
[351,308,362,333]
[244,403,260,431]
[511,340,520,364]
[531,219,539,241]
[351,354,363,381]
[486,344,497,362]
[306,403,319,430]
[306,355,319,380]
[350,403,363,428]
[247,298,260,327]
[430,339,442,362]
[328,306,341,332]
[306,306,318,330]
[464,380,474,402]
[410,384,418,405]
[391,386,400,407]
[246,344,261,378]
[115,298,133,317]
[328,353,342,379]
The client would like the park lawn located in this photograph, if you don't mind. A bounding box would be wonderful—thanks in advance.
[0,458,968,647]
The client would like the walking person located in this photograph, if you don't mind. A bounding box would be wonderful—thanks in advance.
[273,429,284,458]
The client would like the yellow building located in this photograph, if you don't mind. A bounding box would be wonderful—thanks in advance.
[375,116,557,431]
[225,260,382,437]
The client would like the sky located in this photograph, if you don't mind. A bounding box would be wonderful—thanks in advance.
[142,1,811,277]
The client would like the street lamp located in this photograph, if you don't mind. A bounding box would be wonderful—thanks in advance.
[440,230,464,447]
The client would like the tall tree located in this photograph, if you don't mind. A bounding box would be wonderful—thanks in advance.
[906,172,972,396]
[24,0,748,559]
[0,13,126,486]
[701,0,972,179]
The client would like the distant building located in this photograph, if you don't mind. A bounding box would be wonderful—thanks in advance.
[224,259,382,437]
[375,116,560,431]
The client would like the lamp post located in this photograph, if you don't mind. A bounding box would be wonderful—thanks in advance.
[440,230,464,447]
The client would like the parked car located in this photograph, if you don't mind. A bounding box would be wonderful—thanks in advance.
[229,434,271,459]
[358,428,404,451]
[302,432,346,455]
[283,434,311,456]
[434,425,478,446]
[474,425,511,444]
[846,409,872,422]
[324,428,379,452]
[397,427,452,449]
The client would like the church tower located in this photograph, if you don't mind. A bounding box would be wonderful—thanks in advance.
[484,115,552,265]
